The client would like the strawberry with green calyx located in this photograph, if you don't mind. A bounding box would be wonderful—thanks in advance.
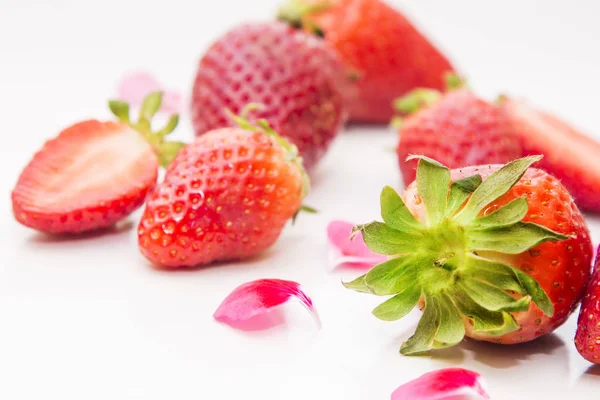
[395,86,522,186]
[277,0,456,123]
[345,155,593,354]
[138,107,311,268]
[12,92,184,234]
[109,91,185,167]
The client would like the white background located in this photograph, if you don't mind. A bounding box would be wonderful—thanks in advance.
[1,0,600,398]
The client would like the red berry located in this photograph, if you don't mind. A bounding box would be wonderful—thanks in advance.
[404,164,592,344]
[279,0,455,122]
[191,22,347,170]
[397,90,522,186]
[501,98,600,212]
[575,248,600,364]
[344,156,592,354]
[138,126,306,268]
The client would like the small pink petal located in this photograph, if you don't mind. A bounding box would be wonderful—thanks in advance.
[116,71,182,114]
[214,279,320,330]
[327,220,386,269]
[391,368,490,400]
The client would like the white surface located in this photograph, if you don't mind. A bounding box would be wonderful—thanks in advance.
[1,0,600,398]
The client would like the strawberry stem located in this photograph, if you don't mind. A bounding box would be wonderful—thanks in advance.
[108,91,185,168]
[277,0,332,31]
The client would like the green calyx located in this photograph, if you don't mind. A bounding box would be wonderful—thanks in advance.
[277,0,331,37]
[109,92,184,167]
[344,155,567,355]
[225,104,311,201]
[391,73,467,128]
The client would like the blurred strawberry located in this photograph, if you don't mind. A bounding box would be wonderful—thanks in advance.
[501,98,600,212]
[191,22,347,170]
[278,0,455,123]
[396,88,522,185]
[575,247,600,364]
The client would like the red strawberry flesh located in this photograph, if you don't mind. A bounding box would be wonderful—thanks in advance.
[12,120,157,233]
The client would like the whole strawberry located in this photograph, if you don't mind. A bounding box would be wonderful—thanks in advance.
[12,93,184,234]
[501,97,600,212]
[396,88,522,186]
[278,0,455,123]
[345,156,592,354]
[575,248,600,363]
[191,22,347,170]
[138,114,308,267]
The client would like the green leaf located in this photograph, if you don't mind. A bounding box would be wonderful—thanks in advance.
[445,72,467,91]
[156,114,180,139]
[453,289,520,336]
[409,155,451,226]
[434,294,465,348]
[380,186,421,233]
[446,174,483,217]
[292,204,318,224]
[463,255,553,316]
[469,197,528,230]
[510,266,554,316]
[462,255,526,294]
[400,293,440,355]
[372,285,421,321]
[365,256,419,296]
[108,100,130,123]
[342,275,374,294]
[454,156,542,224]
[140,91,163,122]
[467,222,568,254]
[356,222,423,256]
[156,141,186,167]
[390,116,404,129]
[394,89,441,114]
[458,279,531,313]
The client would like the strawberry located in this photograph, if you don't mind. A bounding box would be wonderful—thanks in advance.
[278,0,455,123]
[501,98,600,212]
[12,93,184,234]
[190,22,347,170]
[138,113,309,267]
[345,156,592,354]
[575,248,600,364]
[396,88,522,186]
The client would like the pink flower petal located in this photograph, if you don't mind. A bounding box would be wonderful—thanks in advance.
[327,220,387,269]
[391,368,490,400]
[116,71,182,114]
[213,279,320,330]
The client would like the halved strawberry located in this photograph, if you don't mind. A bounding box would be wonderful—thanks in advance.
[12,92,184,234]
[501,98,600,212]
